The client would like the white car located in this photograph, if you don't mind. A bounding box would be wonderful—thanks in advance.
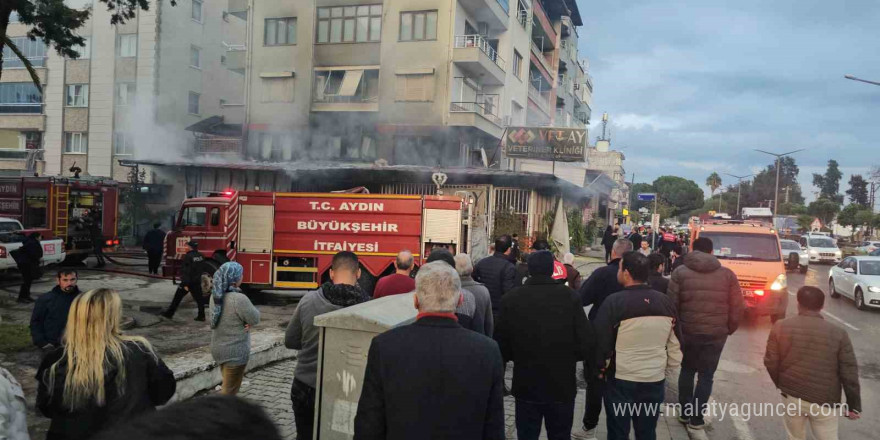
[780,239,808,273]
[829,256,880,310]
[799,234,842,264]
[856,241,880,254]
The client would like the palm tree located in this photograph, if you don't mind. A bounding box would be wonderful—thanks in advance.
[706,172,722,210]
[0,36,42,92]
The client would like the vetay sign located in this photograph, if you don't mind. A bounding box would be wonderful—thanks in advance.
[503,127,587,162]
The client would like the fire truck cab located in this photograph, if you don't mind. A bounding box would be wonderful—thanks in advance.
[165,191,465,294]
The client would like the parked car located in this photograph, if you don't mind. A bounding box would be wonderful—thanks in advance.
[0,218,66,272]
[799,233,842,264]
[856,241,880,254]
[828,256,880,310]
[780,239,809,273]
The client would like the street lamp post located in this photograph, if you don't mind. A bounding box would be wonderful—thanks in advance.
[725,173,755,217]
[845,74,880,87]
[754,149,805,217]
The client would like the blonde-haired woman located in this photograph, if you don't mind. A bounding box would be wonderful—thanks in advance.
[210,262,260,395]
[36,289,176,440]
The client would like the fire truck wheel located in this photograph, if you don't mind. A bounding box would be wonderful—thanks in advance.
[358,267,377,297]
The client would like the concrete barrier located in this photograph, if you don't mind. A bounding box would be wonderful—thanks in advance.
[163,328,296,402]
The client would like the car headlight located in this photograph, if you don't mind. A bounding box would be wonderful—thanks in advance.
[770,273,787,291]
[869,286,880,294]
[810,250,819,256]
[835,251,842,257]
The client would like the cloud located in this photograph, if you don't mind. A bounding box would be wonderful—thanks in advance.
[578,0,880,206]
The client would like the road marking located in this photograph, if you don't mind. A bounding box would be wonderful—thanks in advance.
[732,416,756,440]
[821,310,860,331]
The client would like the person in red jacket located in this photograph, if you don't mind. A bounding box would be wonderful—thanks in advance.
[373,250,415,298]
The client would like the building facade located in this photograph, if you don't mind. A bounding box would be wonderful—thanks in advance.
[0,0,244,181]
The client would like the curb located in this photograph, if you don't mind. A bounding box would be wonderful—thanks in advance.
[163,328,297,402]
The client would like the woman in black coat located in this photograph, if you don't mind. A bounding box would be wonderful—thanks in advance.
[14,232,43,303]
[37,289,175,440]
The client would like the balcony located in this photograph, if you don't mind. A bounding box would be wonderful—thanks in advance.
[574,111,589,126]
[228,0,248,19]
[0,149,44,173]
[224,44,246,74]
[194,137,243,156]
[312,68,380,112]
[528,85,552,116]
[449,95,504,138]
[453,35,506,86]
[457,0,509,32]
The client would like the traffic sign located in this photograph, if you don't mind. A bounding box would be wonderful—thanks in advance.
[638,193,657,201]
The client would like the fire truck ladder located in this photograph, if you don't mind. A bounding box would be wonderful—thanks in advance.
[54,186,70,239]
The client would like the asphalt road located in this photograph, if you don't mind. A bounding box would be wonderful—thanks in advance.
[703,264,880,440]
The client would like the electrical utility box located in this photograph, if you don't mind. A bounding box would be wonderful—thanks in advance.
[312,293,418,440]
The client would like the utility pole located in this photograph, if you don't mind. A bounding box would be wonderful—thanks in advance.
[725,173,754,218]
[755,149,806,218]
[845,74,880,87]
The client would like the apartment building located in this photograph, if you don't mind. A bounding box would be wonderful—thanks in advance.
[206,0,590,169]
[0,0,244,181]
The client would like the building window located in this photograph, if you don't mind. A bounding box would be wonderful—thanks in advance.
[22,132,42,150]
[313,69,379,103]
[399,11,437,41]
[65,84,89,107]
[188,91,200,114]
[316,5,382,44]
[260,76,295,103]
[190,45,201,68]
[393,135,442,165]
[222,11,229,22]
[395,74,434,101]
[114,132,133,155]
[2,37,47,68]
[64,133,88,154]
[74,37,91,59]
[220,55,226,65]
[192,0,203,22]
[265,18,296,45]
[116,83,136,106]
[117,34,137,57]
[513,50,523,80]
[0,83,42,114]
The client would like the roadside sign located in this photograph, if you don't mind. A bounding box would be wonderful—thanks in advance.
[638,193,657,201]
[651,214,661,231]
[811,218,822,231]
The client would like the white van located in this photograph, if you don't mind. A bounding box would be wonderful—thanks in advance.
[799,233,842,264]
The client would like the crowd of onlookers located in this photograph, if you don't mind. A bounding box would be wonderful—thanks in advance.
[0,231,863,440]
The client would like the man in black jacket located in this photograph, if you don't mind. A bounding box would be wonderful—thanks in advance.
[647,253,670,294]
[13,232,43,303]
[161,241,207,321]
[30,270,80,349]
[496,250,593,440]
[593,252,681,439]
[668,237,744,429]
[473,235,517,326]
[354,261,505,440]
[142,223,166,275]
[573,238,632,439]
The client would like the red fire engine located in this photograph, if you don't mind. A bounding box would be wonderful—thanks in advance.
[0,177,120,262]
[164,190,465,293]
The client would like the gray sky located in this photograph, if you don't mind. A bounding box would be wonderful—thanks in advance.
[578,0,880,203]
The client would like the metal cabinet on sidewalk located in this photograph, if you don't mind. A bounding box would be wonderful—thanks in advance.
[311,293,417,440]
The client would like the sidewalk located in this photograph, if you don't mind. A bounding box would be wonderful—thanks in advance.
[225,359,691,440]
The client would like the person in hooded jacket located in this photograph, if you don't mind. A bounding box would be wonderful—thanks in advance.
[13,232,43,303]
[286,251,370,440]
[210,262,261,396]
[667,237,745,429]
[36,289,175,440]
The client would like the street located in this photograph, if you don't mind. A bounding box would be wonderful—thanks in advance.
[706,263,880,440]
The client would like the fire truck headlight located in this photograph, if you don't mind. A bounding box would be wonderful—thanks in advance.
[770,274,787,291]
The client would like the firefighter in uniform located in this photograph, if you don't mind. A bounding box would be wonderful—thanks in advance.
[161,241,207,321]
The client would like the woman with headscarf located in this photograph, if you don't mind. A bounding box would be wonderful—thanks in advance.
[210,262,260,395]
[36,289,176,439]
[601,225,615,263]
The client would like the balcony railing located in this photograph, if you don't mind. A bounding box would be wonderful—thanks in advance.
[450,95,502,126]
[2,56,47,69]
[194,137,243,155]
[454,35,505,70]
[574,111,589,125]
[313,94,379,104]
[528,85,551,114]
[0,103,43,114]
[517,9,529,28]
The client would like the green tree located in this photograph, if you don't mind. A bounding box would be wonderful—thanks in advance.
[653,176,704,217]
[837,203,861,231]
[0,1,174,85]
[630,182,656,212]
[812,160,844,205]
[846,174,870,207]
[808,198,841,226]
[747,157,805,207]
[706,172,722,198]
[855,210,875,227]
[796,214,814,232]
[777,202,807,216]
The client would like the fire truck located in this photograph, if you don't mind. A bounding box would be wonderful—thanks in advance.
[164,190,465,294]
[0,177,120,263]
